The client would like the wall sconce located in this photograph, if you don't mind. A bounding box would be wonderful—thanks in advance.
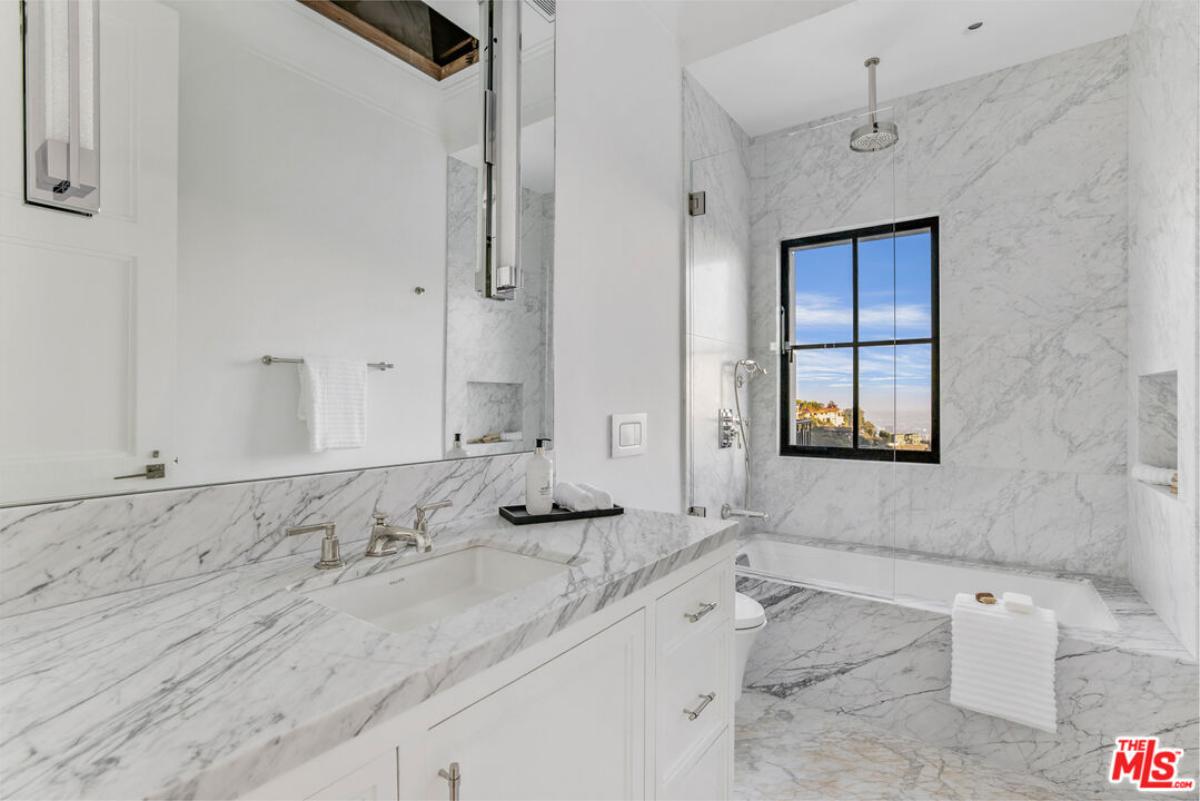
[23,0,101,215]
[476,0,520,300]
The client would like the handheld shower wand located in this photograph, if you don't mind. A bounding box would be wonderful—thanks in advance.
[727,359,769,521]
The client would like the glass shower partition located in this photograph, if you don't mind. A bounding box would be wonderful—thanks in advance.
[686,103,905,602]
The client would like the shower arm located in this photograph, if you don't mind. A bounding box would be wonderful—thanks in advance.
[865,57,879,127]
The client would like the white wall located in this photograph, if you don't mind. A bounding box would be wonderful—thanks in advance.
[1126,0,1199,657]
[174,1,448,484]
[553,1,685,513]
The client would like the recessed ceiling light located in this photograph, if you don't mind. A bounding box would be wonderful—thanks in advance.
[967,21,984,31]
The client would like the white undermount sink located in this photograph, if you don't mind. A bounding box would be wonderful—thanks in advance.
[302,546,571,634]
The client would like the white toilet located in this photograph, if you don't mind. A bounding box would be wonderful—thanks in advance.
[733,592,766,702]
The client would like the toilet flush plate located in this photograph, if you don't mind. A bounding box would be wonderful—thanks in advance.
[610,413,648,458]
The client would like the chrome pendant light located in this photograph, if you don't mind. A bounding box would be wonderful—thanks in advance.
[849,57,899,153]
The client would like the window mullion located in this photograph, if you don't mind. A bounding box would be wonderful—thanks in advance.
[851,236,859,450]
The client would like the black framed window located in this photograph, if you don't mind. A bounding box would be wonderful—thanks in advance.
[779,217,939,463]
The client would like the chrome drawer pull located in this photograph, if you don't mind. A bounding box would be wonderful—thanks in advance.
[684,601,717,622]
[438,762,461,800]
[684,692,716,721]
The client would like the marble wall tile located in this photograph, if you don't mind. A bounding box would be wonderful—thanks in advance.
[443,158,553,458]
[740,38,1131,575]
[738,576,1200,797]
[940,323,1126,476]
[1137,371,1179,468]
[1126,0,1200,658]
[0,453,527,617]
[683,72,749,163]
[690,148,751,345]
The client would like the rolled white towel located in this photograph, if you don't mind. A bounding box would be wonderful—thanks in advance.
[1132,464,1177,486]
[578,482,614,510]
[554,482,596,512]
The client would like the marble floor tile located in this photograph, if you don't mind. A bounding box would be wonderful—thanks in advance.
[735,692,1077,801]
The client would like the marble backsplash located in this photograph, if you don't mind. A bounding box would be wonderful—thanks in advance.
[0,453,527,618]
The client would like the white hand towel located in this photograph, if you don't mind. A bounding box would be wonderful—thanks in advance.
[1132,464,1177,486]
[297,357,367,452]
[578,482,614,510]
[554,482,596,512]
[950,592,1057,732]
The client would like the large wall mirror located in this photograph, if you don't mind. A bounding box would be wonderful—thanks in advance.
[0,0,555,505]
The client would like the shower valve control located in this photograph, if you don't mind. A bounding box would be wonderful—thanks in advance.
[718,408,741,449]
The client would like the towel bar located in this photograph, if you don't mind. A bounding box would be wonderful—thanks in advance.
[261,355,394,371]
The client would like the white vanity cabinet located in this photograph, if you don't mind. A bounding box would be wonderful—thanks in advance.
[399,610,647,800]
[248,544,735,801]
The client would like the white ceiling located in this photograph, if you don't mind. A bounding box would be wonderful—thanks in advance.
[687,0,1139,138]
[645,0,851,63]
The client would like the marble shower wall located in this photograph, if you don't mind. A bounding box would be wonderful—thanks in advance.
[684,74,752,516]
[744,37,1131,576]
[1126,0,1200,657]
[443,157,553,459]
[0,453,528,618]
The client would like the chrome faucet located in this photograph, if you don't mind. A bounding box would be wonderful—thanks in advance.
[364,499,453,556]
[287,522,345,570]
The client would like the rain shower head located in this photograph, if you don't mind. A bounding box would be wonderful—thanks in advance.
[850,57,899,153]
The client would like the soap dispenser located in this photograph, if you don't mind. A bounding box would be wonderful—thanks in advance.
[525,438,554,515]
[447,433,468,459]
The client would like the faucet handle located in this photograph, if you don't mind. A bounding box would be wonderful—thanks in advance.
[415,498,453,527]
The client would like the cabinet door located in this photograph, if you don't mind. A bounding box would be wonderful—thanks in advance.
[659,728,730,801]
[0,0,179,501]
[400,611,646,801]
[305,751,398,801]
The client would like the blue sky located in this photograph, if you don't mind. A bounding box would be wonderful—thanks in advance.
[790,230,933,436]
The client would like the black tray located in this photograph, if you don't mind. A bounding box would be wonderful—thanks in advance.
[499,503,624,525]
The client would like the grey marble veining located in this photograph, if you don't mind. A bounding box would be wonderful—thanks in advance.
[443,158,553,459]
[0,509,737,800]
[1137,370,1179,469]
[0,453,528,617]
[737,37,1132,576]
[737,573,1198,798]
[736,694,1078,801]
[1126,0,1200,659]
[684,72,750,163]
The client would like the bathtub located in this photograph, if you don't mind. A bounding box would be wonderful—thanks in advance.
[737,533,1119,631]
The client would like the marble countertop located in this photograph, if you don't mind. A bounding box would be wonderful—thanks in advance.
[0,509,737,800]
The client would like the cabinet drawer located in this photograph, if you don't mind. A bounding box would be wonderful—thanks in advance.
[656,561,731,652]
[659,727,730,801]
[656,620,730,777]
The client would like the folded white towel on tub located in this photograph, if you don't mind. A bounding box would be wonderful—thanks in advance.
[297,357,367,452]
[950,592,1058,732]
